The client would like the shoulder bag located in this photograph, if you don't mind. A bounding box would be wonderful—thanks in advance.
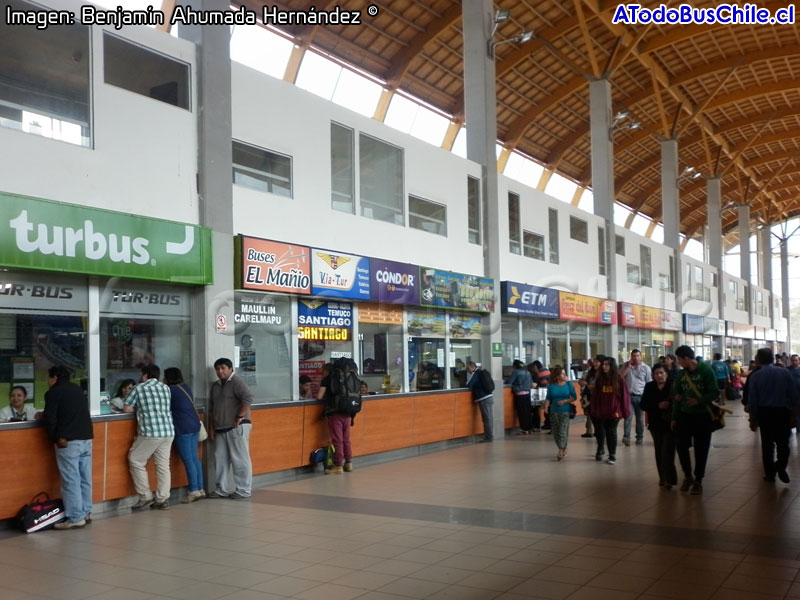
[684,374,727,431]
[178,385,208,442]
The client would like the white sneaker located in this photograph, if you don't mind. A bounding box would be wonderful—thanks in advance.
[54,519,86,530]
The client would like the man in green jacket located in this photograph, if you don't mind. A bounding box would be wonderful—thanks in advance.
[671,345,719,495]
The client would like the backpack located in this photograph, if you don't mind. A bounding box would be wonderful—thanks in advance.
[328,357,362,421]
[478,368,495,393]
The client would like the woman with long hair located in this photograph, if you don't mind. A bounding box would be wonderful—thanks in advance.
[509,359,533,435]
[589,357,630,464]
[544,365,576,460]
[164,367,205,502]
[640,364,678,489]
[663,354,679,386]
[110,379,136,413]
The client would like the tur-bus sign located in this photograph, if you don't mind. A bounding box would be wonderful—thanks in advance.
[0,192,213,284]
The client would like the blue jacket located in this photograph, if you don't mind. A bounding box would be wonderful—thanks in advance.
[508,368,532,393]
[467,368,493,401]
[748,364,800,419]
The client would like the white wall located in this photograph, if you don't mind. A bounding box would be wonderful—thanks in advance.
[613,226,676,311]
[724,274,749,324]
[231,63,483,275]
[682,256,718,318]
[0,0,199,224]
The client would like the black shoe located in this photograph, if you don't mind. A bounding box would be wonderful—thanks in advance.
[131,499,153,511]
[151,500,170,510]
[778,470,791,483]
[690,480,703,495]
[581,433,593,438]
[680,477,694,492]
[595,453,604,461]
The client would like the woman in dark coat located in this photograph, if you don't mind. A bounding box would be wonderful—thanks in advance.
[640,363,677,489]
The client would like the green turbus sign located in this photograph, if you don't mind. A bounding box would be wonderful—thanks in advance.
[0,192,213,284]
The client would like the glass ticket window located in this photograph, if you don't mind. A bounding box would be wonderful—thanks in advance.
[0,273,88,410]
[100,282,192,408]
[522,318,545,365]
[298,300,354,399]
[589,324,605,363]
[569,323,588,378]
[501,317,519,380]
[548,321,568,368]
[358,303,404,395]
[639,329,656,365]
[448,311,483,389]
[234,292,292,402]
[407,309,445,391]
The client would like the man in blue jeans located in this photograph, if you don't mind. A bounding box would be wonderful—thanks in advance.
[43,365,93,529]
[620,349,651,446]
[466,361,494,442]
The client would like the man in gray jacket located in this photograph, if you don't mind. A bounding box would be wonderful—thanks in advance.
[208,357,254,498]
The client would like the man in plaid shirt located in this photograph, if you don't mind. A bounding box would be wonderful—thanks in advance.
[123,364,175,510]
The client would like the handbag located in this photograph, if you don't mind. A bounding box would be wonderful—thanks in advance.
[178,385,207,442]
[17,492,66,533]
[706,403,726,431]
[684,373,727,431]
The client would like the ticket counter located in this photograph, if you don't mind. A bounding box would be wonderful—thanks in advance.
[0,388,513,521]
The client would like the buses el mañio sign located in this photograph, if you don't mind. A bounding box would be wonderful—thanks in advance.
[0,192,213,284]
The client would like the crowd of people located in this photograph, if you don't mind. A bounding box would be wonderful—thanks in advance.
[494,346,800,495]
[19,357,255,529]
[6,343,800,531]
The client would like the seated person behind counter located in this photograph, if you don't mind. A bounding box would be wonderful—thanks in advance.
[110,379,136,412]
[0,385,41,422]
[299,375,314,400]
[360,381,377,396]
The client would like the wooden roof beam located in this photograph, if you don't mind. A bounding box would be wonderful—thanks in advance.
[675,60,740,139]
[572,0,601,78]
[384,4,462,88]
[545,46,800,166]
[156,0,176,32]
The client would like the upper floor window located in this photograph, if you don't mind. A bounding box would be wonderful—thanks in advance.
[616,234,625,256]
[549,208,559,264]
[627,263,640,285]
[523,231,544,260]
[360,133,404,225]
[104,33,190,110]
[232,141,292,197]
[598,227,606,276]
[640,245,652,287]
[409,195,447,236]
[0,0,90,146]
[331,122,354,213]
[467,176,481,245]
[570,216,588,243]
[508,192,521,254]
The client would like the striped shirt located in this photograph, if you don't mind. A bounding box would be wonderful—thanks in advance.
[125,378,175,438]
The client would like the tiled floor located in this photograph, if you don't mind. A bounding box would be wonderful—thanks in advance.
[5,403,800,600]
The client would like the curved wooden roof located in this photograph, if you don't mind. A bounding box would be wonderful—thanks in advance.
[236,0,800,246]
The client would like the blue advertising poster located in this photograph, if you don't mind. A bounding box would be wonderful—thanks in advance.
[419,268,494,313]
[683,314,705,334]
[310,249,370,300]
[501,281,560,318]
[370,259,419,305]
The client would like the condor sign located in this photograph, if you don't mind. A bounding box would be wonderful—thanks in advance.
[1,192,213,284]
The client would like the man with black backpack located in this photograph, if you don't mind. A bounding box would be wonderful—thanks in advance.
[466,361,494,442]
[317,358,362,473]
